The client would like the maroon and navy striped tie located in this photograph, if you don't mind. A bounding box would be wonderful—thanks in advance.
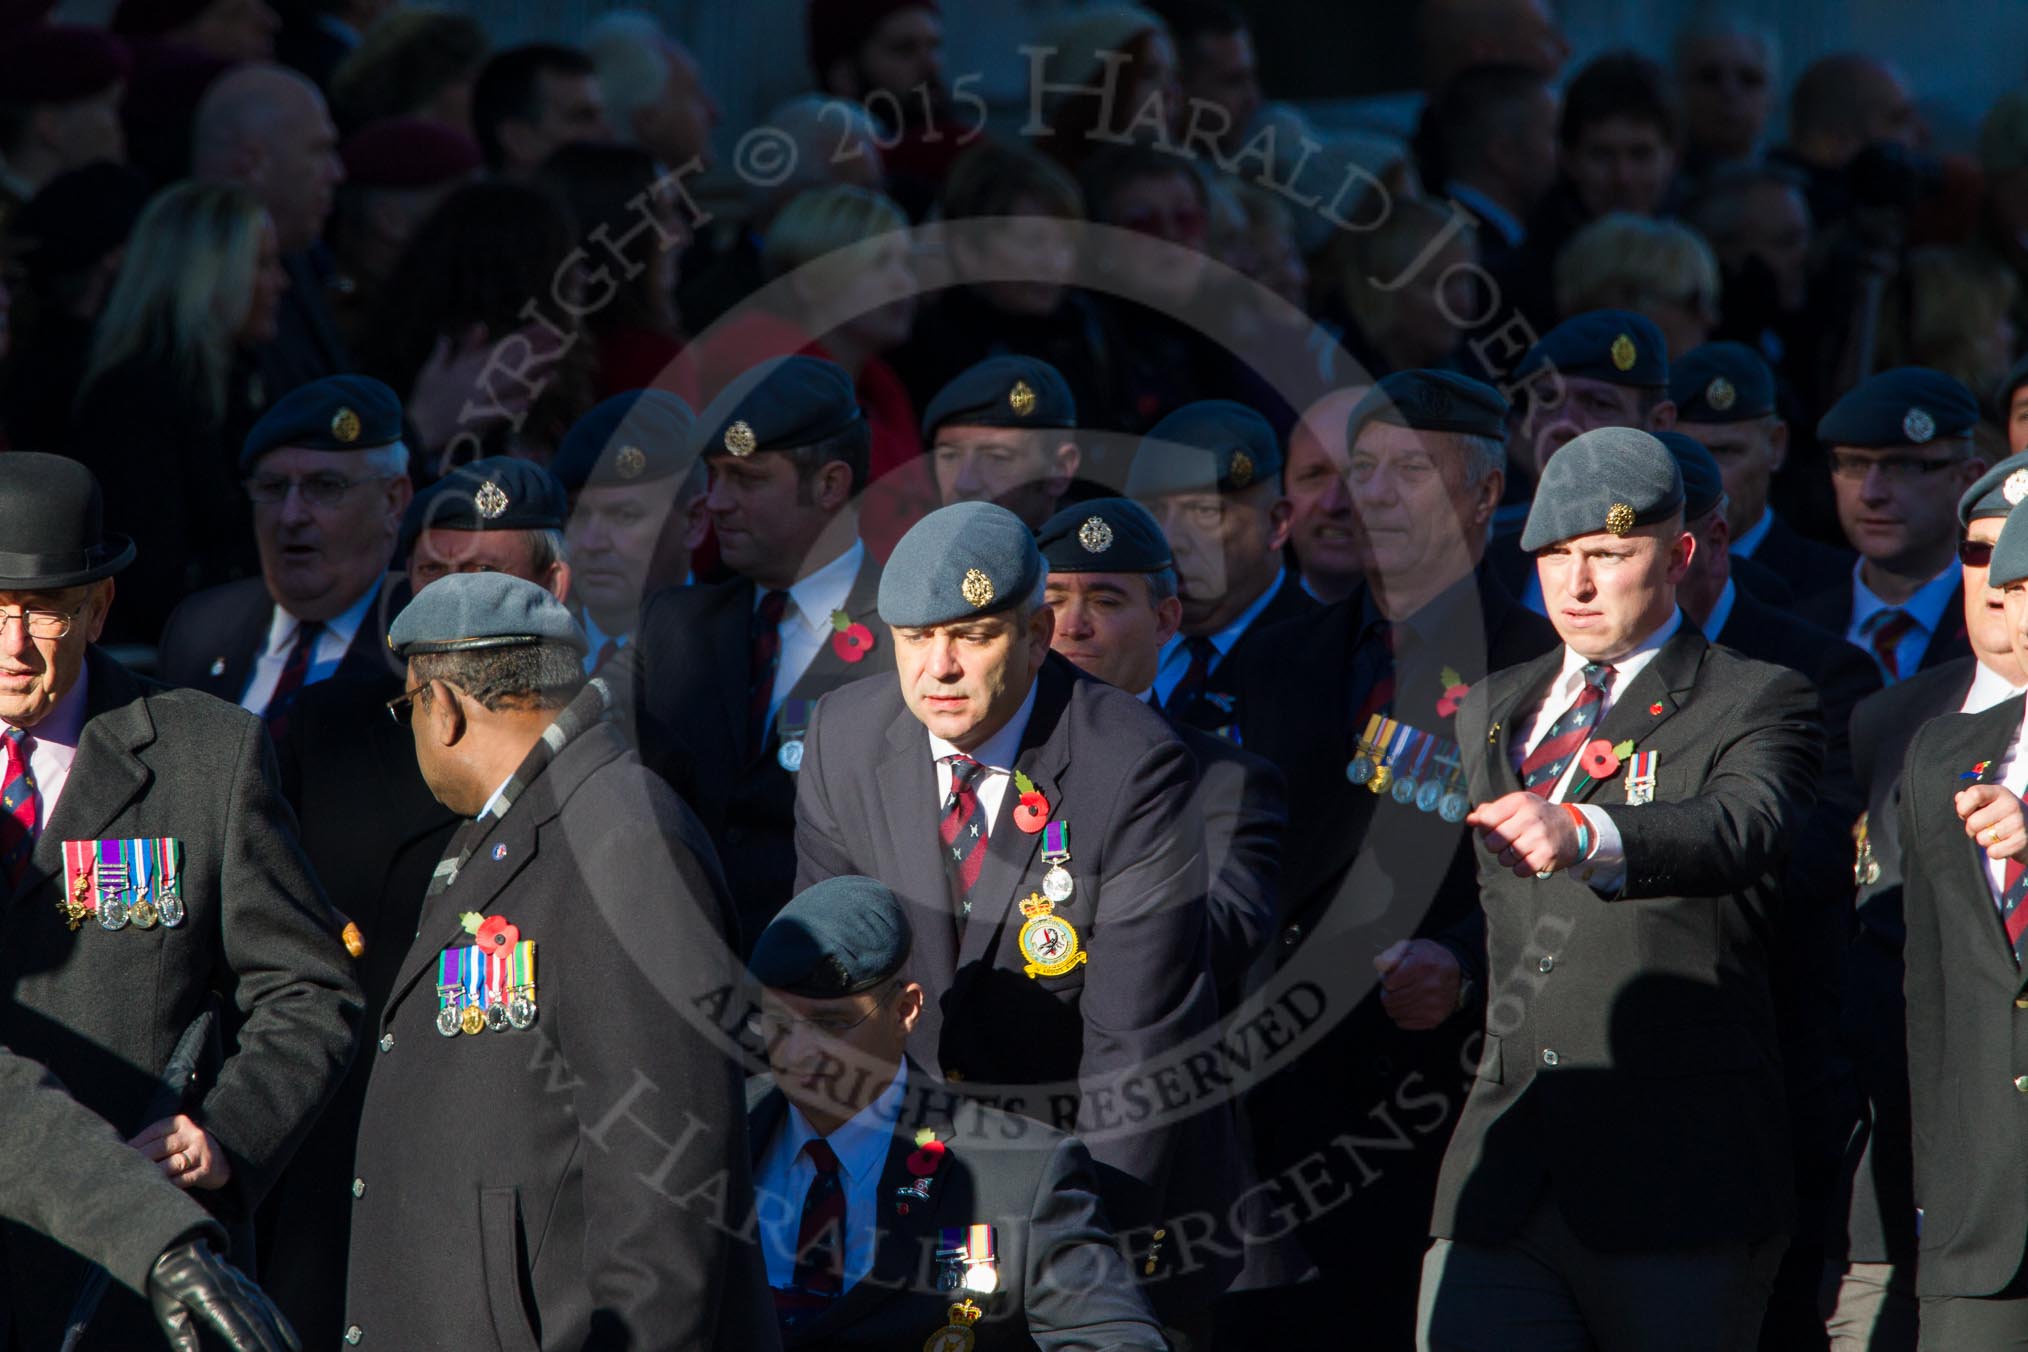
[773,1137,847,1326]
[1518,663,1612,798]
[940,754,989,914]
[2000,858,2028,965]
[0,727,35,887]
[261,620,324,746]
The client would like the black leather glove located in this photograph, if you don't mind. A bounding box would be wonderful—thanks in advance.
[147,1239,299,1352]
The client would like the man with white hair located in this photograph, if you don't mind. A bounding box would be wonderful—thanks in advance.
[583,10,721,170]
[191,62,347,395]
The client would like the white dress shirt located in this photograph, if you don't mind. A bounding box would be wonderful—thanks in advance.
[1151,567,1288,707]
[1,665,90,831]
[763,541,865,726]
[1846,558,1961,683]
[1514,610,1684,891]
[1961,661,2026,715]
[927,681,1039,830]
[756,1062,908,1293]
[239,579,382,714]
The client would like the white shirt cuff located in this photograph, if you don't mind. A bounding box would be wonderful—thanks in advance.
[1571,804,1625,894]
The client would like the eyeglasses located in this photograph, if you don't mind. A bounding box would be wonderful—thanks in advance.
[1961,538,1996,568]
[746,980,901,1042]
[0,603,85,640]
[384,684,430,724]
[244,472,391,508]
[1827,450,1966,482]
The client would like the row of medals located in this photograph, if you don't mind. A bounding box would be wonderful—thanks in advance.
[1347,741,1469,823]
[67,882,186,931]
[435,987,538,1036]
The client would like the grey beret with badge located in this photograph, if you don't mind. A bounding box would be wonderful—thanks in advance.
[1520,426,1687,553]
[1670,342,1776,423]
[1036,497,1172,574]
[401,457,567,557]
[878,501,1043,628]
[749,875,913,998]
[1816,366,1978,448]
[922,354,1077,441]
[1348,368,1510,442]
[703,355,862,460]
[551,389,698,492]
[1988,498,2028,587]
[1960,451,2028,526]
[388,571,589,657]
[240,373,403,471]
[1125,399,1283,499]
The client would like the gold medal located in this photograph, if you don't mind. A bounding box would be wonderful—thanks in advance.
[1016,893,1087,978]
[459,1004,486,1036]
[1368,763,1393,795]
[130,899,160,929]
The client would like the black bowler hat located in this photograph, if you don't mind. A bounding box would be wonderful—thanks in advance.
[0,453,135,589]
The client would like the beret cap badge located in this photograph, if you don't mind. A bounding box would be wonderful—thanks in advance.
[724,420,757,457]
[331,407,361,443]
[1077,516,1114,553]
[1903,407,1936,444]
[473,481,510,519]
[1605,502,1636,536]
[960,568,995,609]
[1610,334,1637,373]
[1229,449,1255,488]
[1705,376,1735,412]
[614,445,647,479]
[2008,469,2028,506]
[1009,380,1037,417]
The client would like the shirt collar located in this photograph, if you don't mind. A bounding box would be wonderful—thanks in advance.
[1444,181,1523,248]
[1557,607,1683,690]
[781,1061,909,1185]
[766,539,866,637]
[927,678,1039,772]
[1703,578,1739,644]
[268,577,383,657]
[3,661,89,747]
[1851,557,1961,637]
[1965,660,2027,714]
[1731,507,1776,558]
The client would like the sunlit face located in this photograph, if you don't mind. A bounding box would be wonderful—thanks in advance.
[892,607,1051,750]
[1045,571,1178,694]
[1565,114,1676,219]
[1345,423,1494,587]
[1967,515,2013,669]
[933,427,1075,529]
[1534,521,1694,661]
[0,583,110,728]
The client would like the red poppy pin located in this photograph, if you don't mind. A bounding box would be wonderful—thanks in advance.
[1648,702,1664,716]
[474,914,520,953]
[1581,738,1635,780]
[1012,770,1048,833]
[1437,667,1471,718]
[828,609,874,663]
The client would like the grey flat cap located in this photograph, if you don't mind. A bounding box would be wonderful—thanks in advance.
[388,571,588,657]
[878,501,1043,628]
[1520,426,1686,552]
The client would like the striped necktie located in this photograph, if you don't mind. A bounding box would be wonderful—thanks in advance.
[0,727,36,887]
[773,1137,847,1326]
[940,754,989,913]
[1999,858,2028,965]
[1863,608,1919,682]
[1518,663,1612,798]
[262,620,324,744]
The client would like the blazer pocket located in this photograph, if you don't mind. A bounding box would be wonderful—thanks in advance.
[479,1186,541,1352]
[1474,1033,1504,1085]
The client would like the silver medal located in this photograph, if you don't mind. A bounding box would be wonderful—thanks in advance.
[1346,755,1376,785]
[1416,780,1443,813]
[1439,792,1469,824]
[1042,864,1073,903]
[777,739,804,773]
[485,1003,509,1032]
[156,891,185,927]
[97,896,128,930]
[507,992,537,1030]
[435,1005,461,1037]
[1390,775,1418,805]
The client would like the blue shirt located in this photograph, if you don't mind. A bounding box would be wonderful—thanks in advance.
[1152,567,1288,707]
[755,1062,908,1293]
[1846,558,1960,683]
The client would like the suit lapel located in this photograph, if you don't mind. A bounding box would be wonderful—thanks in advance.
[13,652,154,907]
[1569,624,1707,806]
[204,598,274,703]
[1945,707,2026,968]
[784,555,884,705]
[957,662,1073,970]
[1483,649,1561,796]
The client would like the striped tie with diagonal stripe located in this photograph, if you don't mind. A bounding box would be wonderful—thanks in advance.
[0,727,36,887]
[2000,857,2028,964]
[940,754,989,914]
[1518,663,1612,798]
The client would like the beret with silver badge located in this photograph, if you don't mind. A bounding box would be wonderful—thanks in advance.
[1036,497,1172,574]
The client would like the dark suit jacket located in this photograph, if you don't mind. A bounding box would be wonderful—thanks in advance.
[1900,695,2028,1296]
[0,649,362,1346]
[1793,576,1973,679]
[634,554,893,948]
[344,720,779,1351]
[1178,569,1316,721]
[1742,512,1856,602]
[156,574,405,700]
[746,1065,1165,1351]
[1432,624,1824,1252]
[794,655,1236,1282]
[258,671,461,1345]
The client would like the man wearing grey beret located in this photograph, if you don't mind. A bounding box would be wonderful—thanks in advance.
[1417,427,1826,1351]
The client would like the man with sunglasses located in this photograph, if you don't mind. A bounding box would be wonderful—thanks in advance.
[747,873,1166,1349]
[0,453,359,1346]
[1795,367,1985,684]
[157,374,412,713]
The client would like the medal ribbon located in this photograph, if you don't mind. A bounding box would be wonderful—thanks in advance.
[778,698,811,740]
[1041,821,1068,863]
[155,837,181,901]
[437,949,461,1008]
[132,837,155,907]
[464,945,486,1012]
[1384,720,1414,769]
[486,949,509,1007]
[513,940,535,993]
[62,839,95,910]
[966,1223,995,1262]
[1357,713,1384,757]
[96,837,123,901]
[1406,729,1436,781]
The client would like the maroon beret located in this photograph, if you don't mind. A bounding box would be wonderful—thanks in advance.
[110,0,213,37]
[0,25,131,104]
[341,117,484,189]
[806,0,939,84]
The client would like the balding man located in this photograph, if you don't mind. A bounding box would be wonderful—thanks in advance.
[192,62,348,396]
[584,10,721,170]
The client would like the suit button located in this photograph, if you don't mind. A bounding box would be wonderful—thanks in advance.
[946,1069,965,1083]
[2016,1076,2028,1094]
[377,1034,394,1053]
[1281,924,1303,947]
[2016,996,2028,1010]
[345,1327,363,1345]
[1538,956,1555,974]
[352,1178,365,1198]
[1541,1049,1559,1068]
